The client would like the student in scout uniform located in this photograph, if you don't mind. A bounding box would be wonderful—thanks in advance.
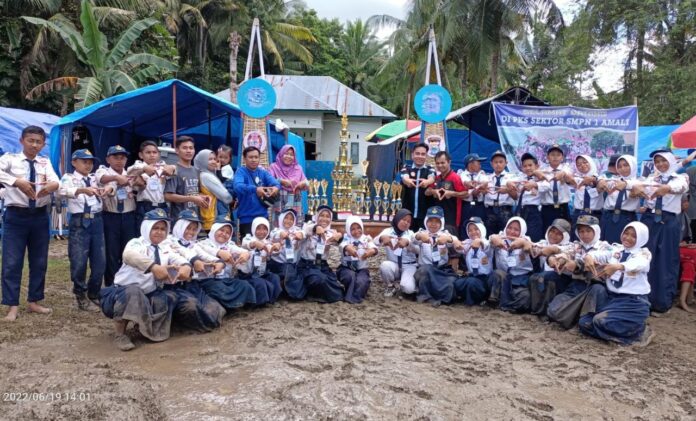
[536,144,573,231]
[268,209,304,295]
[598,155,639,244]
[196,216,257,309]
[240,217,283,306]
[96,145,137,287]
[453,217,493,306]
[0,126,60,321]
[400,143,435,230]
[412,206,460,306]
[166,210,226,332]
[484,150,515,237]
[99,208,191,351]
[377,209,418,297]
[506,153,544,242]
[488,217,535,313]
[579,222,654,346]
[634,149,688,313]
[425,151,466,233]
[165,136,210,221]
[128,140,176,229]
[337,216,378,304]
[570,155,603,240]
[458,153,488,237]
[294,205,345,303]
[546,215,610,329]
[60,149,110,311]
[528,219,574,317]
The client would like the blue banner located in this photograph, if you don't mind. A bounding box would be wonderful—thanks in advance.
[492,103,639,173]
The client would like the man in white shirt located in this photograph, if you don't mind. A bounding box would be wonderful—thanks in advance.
[0,126,60,321]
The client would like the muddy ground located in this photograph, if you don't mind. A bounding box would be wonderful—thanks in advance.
[1,240,695,420]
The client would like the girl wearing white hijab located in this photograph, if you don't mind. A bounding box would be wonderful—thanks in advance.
[240,216,282,305]
[337,216,377,304]
[453,217,494,306]
[598,154,639,243]
[571,155,604,239]
[635,150,688,312]
[579,222,653,345]
[100,208,192,351]
[268,208,304,293]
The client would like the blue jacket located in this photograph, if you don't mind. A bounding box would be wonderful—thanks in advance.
[232,166,280,224]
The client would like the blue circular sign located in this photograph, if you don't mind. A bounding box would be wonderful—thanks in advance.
[414,84,452,123]
[238,78,277,118]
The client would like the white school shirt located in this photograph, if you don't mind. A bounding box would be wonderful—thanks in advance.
[58,171,103,214]
[168,236,220,280]
[411,229,454,266]
[493,237,533,276]
[114,237,190,294]
[572,175,604,212]
[590,245,652,295]
[197,238,248,278]
[127,160,168,204]
[566,240,611,281]
[538,164,572,205]
[240,235,275,275]
[510,173,545,206]
[643,173,688,214]
[0,152,59,208]
[95,165,136,213]
[269,227,302,264]
[376,227,418,265]
[600,176,640,211]
[298,222,340,261]
[533,239,574,272]
[339,234,377,270]
[459,169,489,203]
[459,239,494,276]
[484,171,515,206]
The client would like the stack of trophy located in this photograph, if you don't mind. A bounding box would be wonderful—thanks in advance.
[330,113,355,220]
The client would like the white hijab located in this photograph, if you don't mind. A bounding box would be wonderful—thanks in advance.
[172,219,201,245]
[654,151,679,177]
[140,219,169,246]
[208,221,233,246]
[621,221,649,252]
[576,154,598,177]
[504,216,528,238]
[345,215,364,241]
[251,217,270,240]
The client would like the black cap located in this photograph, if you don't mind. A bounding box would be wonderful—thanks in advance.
[547,144,564,155]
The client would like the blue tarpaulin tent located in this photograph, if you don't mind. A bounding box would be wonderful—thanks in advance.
[48,79,305,175]
[0,106,58,157]
[638,125,681,162]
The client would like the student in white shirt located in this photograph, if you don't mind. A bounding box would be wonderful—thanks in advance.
[453,217,494,305]
[337,216,378,304]
[535,144,573,232]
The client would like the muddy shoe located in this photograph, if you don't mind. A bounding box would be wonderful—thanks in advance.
[431,300,441,308]
[114,334,135,351]
[383,286,396,298]
[88,295,101,307]
[75,295,100,312]
[635,325,655,348]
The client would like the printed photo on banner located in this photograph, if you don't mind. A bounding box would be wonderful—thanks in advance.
[492,104,639,173]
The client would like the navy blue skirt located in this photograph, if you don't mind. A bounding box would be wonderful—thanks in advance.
[454,273,490,306]
[163,280,226,332]
[100,284,174,342]
[294,259,344,303]
[238,271,282,306]
[198,277,256,310]
[415,264,457,304]
[337,265,371,304]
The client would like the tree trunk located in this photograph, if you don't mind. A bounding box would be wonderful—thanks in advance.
[636,25,645,93]
[490,49,500,96]
[458,57,468,100]
[228,31,241,103]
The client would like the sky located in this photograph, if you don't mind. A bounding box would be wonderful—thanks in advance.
[302,0,623,95]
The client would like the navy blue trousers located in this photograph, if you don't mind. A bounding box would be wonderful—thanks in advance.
[1,207,50,306]
[578,292,650,344]
[517,205,544,242]
[68,213,106,299]
[529,271,572,316]
[600,210,636,244]
[642,211,680,312]
[454,273,490,305]
[103,211,137,286]
[488,270,530,313]
[337,266,371,304]
[485,206,513,239]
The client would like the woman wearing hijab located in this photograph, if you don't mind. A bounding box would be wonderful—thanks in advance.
[453,217,494,306]
[240,217,283,306]
[376,209,418,297]
[337,216,378,304]
[570,155,604,240]
[598,154,639,243]
[193,149,234,231]
[269,145,308,227]
[635,149,688,312]
[579,222,654,345]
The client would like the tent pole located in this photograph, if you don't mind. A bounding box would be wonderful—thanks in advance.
[172,83,178,144]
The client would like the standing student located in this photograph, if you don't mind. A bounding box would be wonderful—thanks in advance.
[0,126,59,321]
[536,144,573,231]
[96,145,137,287]
[128,140,176,229]
[459,153,488,237]
[400,143,435,230]
[164,136,210,221]
[484,150,515,236]
[233,146,280,237]
[59,149,110,311]
[598,155,638,244]
[506,153,544,242]
[425,151,467,234]
[636,150,688,313]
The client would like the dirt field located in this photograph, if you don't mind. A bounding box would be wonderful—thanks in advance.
[1,240,695,420]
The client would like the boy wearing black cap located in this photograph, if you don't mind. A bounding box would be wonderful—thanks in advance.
[535,144,573,232]
[96,145,137,287]
[484,150,514,236]
[458,153,488,238]
[59,149,112,311]
[506,152,544,242]
[400,143,435,230]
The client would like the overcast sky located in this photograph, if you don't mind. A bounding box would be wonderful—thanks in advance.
[302,0,622,94]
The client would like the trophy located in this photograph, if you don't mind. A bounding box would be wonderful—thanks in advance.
[320,180,329,206]
[382,182,391,221]
[361,160,370,177]
[392,183,402,211]
[373,180,383,221]
[312,179,321,215]
[359,178,369,216]
[390,181,399,218]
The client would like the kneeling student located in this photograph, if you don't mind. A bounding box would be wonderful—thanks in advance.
[529,219,574,316]
[488,217,534,313]
[338,216,378,304]
[240,217,283,306]
[377,209,418,297]
[453,217,493,305]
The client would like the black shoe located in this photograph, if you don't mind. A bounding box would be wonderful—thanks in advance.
[76,295,99,312]
[88,295,101,307]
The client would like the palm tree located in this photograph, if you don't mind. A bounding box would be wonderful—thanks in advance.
[340,20,386,95]
[23,0,178,109]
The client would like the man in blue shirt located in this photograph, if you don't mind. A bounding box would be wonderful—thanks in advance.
[233,146,280,237]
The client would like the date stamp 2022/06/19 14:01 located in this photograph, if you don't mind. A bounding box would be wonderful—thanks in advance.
[3,391,92,403]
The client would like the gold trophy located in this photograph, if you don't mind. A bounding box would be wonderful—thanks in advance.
[382,182,391,221]
[359,178,369,216]
[320,180,329,206]
[390,181,399,219]
[312,179,321,214]
[307,179,316,216]
[373,180,383,221]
